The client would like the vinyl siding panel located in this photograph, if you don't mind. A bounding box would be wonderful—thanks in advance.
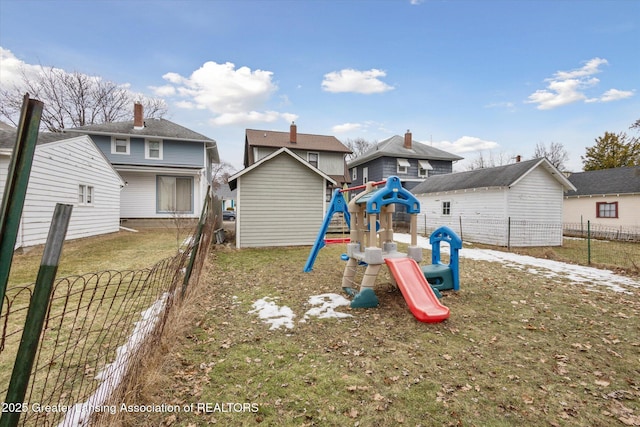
[0,136,122,248]
[564,194,640,229]
[237,153,325,248]
[414,165,565,247]
[507,168,564,246]
[118,170,202,218]
[254,147,345,176]
[90,135,204,167]
[416,188,508,246]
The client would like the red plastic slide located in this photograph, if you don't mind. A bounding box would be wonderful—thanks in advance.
[385,257,450,323]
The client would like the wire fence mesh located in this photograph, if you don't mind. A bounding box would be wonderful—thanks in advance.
[0,195,218,426]
[408,214,639,274]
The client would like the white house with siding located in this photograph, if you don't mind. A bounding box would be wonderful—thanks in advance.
[0,131,124,249]
[228,147,336,248]
[411,158,576,247]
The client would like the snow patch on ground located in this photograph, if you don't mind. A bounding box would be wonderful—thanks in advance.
[394,233,639,293]
[249,293,352,330]
[248,297,295,330]
[302,293,353,321]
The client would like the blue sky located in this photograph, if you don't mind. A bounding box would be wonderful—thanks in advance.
[1,0,638,172]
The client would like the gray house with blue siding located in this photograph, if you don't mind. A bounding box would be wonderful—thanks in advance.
[348,131,463,191]
[66,103,219,220]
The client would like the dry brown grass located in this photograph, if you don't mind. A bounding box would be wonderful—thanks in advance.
[117,242,640,427]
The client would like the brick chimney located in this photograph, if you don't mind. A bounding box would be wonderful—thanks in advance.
[404,130,412,149]
[134,102,144,129]
[515,155,521,162]
[290,121,297,143]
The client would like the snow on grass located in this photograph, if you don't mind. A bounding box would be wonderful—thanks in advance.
[249,293,352,330]
[302,293,352,321]
[248,297,295,330]
[395,233,639,293]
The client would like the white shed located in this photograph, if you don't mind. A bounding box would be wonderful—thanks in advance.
[411,158,576,247]
[0,132,124,249]
[228,147,336,248]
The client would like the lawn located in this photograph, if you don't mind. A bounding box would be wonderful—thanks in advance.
[6,228,187,286]
[118,241,640,427]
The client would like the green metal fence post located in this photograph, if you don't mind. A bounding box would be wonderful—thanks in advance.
[0,95,44,318]
[0,204,73,427]
[587,220,591,265]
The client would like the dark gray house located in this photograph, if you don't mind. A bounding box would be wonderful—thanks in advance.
[347,131,463,191]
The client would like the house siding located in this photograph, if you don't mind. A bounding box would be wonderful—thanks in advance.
[507,167,565,246]
[118,170,203,218]
[91,135,204,167]
[351,158,453,190]
[417,188,508,246]
[0,136,122,248]
[415,167,566,247]
[253,146,345,177]
[564,194,640,229]
[237,153,325,248]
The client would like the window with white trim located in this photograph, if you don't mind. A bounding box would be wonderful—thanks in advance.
[157,175,193,213]
[397,158,410,174]
[363,167,369,184]
[111,136,130,154]
[78,185,94,205]
[307,152,319,168]
[145,139,163,159]
[418,160,433,178]
[352,167,357,181]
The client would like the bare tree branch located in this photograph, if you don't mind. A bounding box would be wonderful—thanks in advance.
[0,64,167,131]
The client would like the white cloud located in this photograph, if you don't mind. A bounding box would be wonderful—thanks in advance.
[149,84,176,97]
[322,68,394,94]
[0,47,44,87]
[211,110,298,126]
[484,101,516,112]
[158,61,295,126]
[332,122,363,133]
[599,88,635,102]
[433,136,499,154]
[526,58,634,110]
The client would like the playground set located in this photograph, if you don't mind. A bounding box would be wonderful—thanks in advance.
[304,176,462,323]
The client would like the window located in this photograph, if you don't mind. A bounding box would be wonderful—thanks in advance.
[418,160,433,178]
[157,176,193,213]
[442,201,451,216]
[352,168,357,180]
[307,152,319,168]
[363,167,369,184]
[397,158,410,174]
[111,136,130,154]
[145,139,163,159]
[596,201,618,218]
[78,185,94,205]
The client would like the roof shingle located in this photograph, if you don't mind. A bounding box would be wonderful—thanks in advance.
[348,135,463,168]
[566,166,640,196]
